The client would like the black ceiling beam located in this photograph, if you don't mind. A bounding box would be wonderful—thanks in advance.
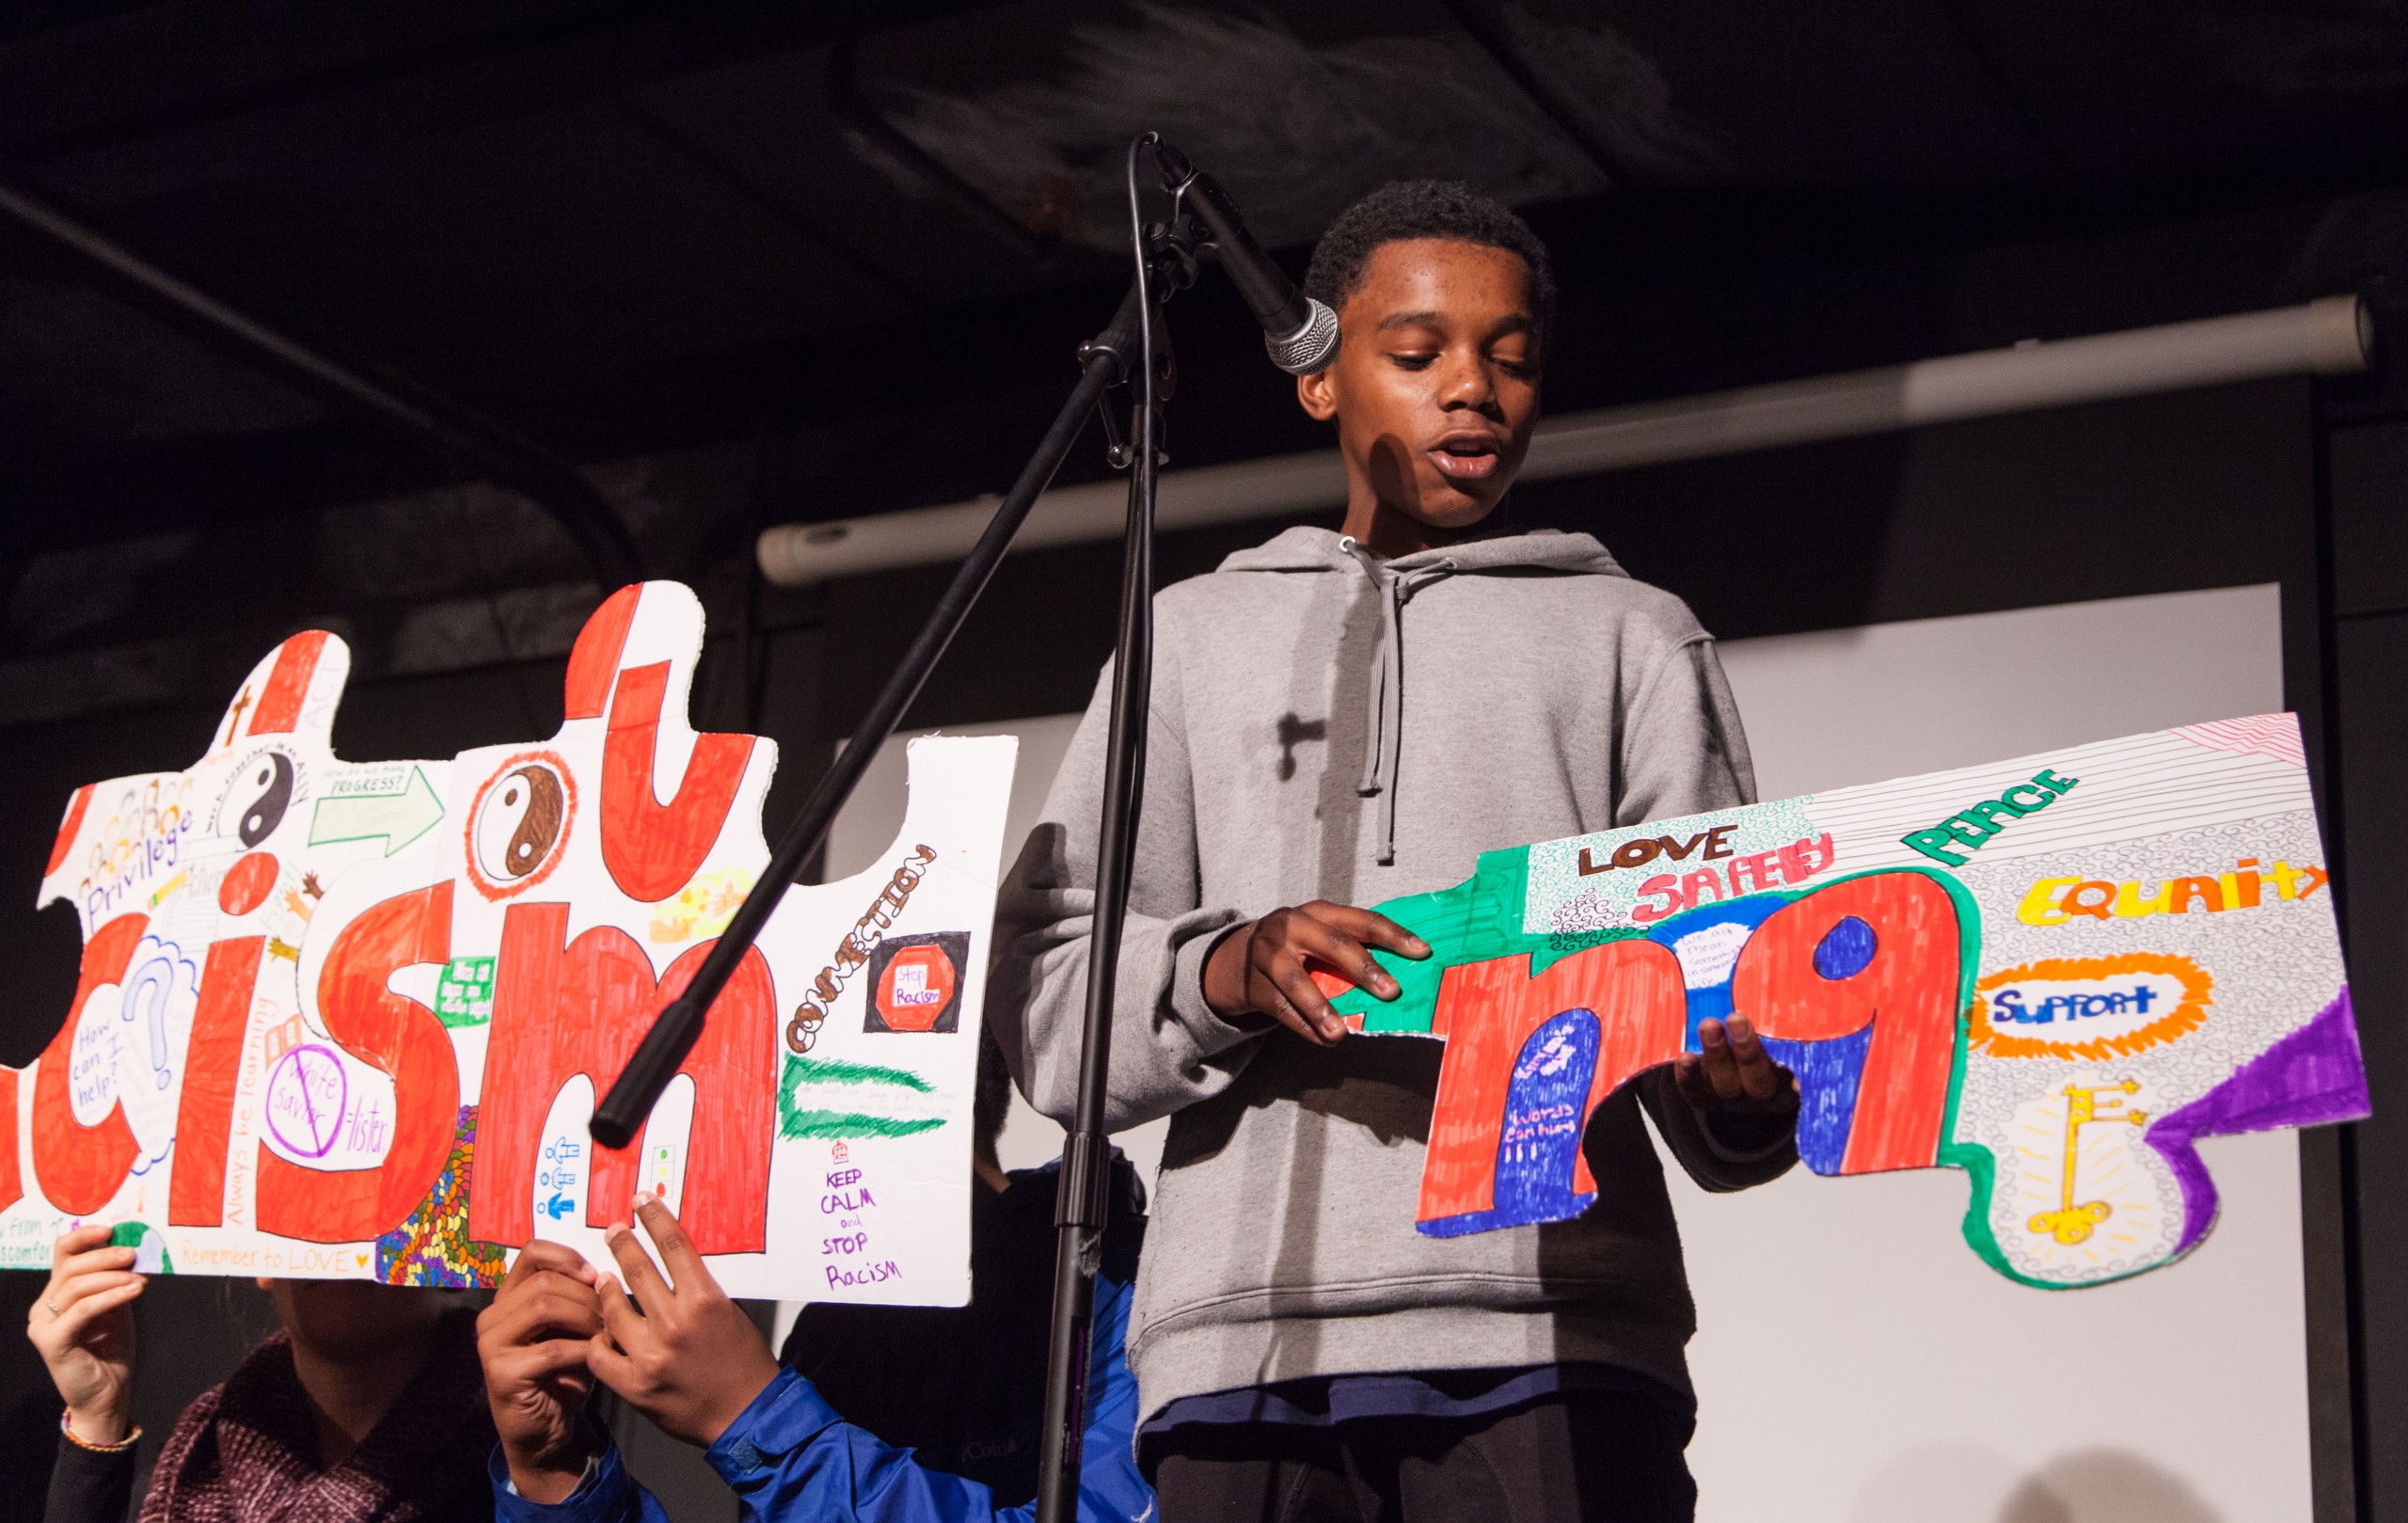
[0,0,1008,171]
[1927,0,2085,190]
[823,18,1055,265]
[2,420,452,553]
[0,0,654,165]
[615,96,930,311]
[1436,0,1654,189]
[0,180,644,589]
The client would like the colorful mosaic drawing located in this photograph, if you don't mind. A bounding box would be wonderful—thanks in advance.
[375,1106,507,1287]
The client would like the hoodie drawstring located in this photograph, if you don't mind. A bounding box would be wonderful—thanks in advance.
[1342,537,1458,865]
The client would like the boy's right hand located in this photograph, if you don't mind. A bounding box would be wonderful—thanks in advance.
[477,1241,604,1504]
[28,1225,144,1446]
[1204,900,1429,1045]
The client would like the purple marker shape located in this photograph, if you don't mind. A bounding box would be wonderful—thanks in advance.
[2146,987,2370,1258]
[265,1044,348,1160]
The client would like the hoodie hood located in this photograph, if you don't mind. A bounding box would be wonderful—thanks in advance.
[1214,525,1630,865]
[1214,524,1629,579]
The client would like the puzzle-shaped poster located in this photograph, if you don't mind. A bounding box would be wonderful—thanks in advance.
[1324,715,2365,1288]
[0,581,1016,1304]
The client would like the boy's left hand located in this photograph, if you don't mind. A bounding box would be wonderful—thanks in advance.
[587,1197,783,1448]
[1672,1015,1798,1115]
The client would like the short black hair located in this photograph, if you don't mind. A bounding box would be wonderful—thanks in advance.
[1303,180,1555,347]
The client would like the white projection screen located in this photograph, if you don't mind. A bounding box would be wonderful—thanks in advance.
[824,581,2306,1523]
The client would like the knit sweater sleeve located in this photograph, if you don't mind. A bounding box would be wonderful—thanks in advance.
[985,643,1259,1134]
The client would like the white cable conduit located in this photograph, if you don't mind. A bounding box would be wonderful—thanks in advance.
[758,293,2373,585]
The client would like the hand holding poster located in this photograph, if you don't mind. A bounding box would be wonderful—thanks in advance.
[1323,714,2365,1288]
[0,582,1017,1304]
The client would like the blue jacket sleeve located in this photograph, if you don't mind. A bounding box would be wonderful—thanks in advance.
[488,1436,671,1523]
[707,1265,1150,1523]
[483,1268,1150,1523]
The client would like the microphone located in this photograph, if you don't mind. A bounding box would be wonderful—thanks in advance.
[1153,142,1339,375]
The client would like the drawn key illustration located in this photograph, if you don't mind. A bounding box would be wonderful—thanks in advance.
[0,582,1018,1305]
[1323,713,2367,1287]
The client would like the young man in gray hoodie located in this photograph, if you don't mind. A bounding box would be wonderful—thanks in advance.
[990,182,1798,1521]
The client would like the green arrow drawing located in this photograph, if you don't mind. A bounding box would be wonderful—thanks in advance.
[309,766,444,856]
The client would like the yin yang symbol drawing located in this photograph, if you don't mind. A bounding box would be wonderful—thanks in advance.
[466,751,576,899]
[219,750,297,848]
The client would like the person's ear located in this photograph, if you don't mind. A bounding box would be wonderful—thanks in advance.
[1296,364,1339,423]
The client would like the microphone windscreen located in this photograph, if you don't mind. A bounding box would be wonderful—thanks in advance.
[1266,298,1340,376]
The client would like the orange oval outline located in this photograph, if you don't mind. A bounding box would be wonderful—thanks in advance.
[1970,951,2212,1060]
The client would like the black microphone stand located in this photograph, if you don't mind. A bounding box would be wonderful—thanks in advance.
[593,135,1191,1523]
[1032,137,1185,1523]
[592,150,1193,1151]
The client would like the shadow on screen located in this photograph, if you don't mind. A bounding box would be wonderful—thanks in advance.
[1844,1442,2227,1523]
[1997,1450,2225,1523]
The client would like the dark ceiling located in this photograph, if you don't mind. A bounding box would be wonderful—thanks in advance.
[3,0,2407,717]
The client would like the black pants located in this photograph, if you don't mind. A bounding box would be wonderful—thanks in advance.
[1151,1391,1698,1523]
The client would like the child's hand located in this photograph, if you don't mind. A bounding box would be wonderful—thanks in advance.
[478,1241,604,1504]
[1672,1015,1798,1114]
[1204,900,1431,1045]
[587,1197,782,1448]
[27,1225,144,1446]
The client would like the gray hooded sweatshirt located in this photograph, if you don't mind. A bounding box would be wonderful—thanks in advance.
[988,524,1795,1423]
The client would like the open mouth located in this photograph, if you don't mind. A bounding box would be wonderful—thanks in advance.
[1427,433,1504,481]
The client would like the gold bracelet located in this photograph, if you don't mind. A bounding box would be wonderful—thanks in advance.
[59,1410,140,1453]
